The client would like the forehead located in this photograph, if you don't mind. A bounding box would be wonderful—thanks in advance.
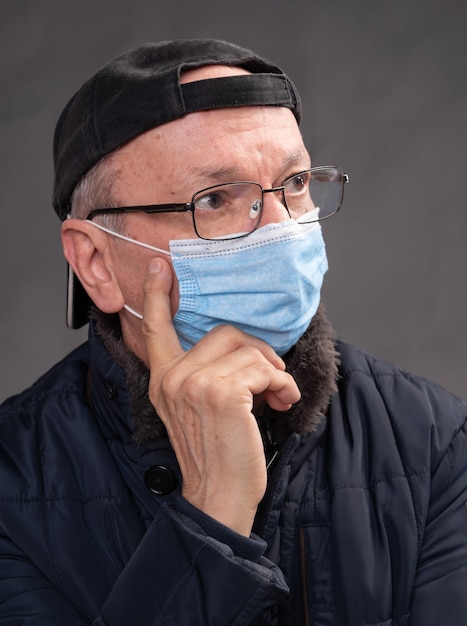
[180,63,251,82]
[112,105,305,183]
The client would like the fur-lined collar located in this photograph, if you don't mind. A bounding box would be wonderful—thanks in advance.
[93,305,339,446]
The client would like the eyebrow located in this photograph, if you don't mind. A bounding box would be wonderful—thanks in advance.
[186,150,311,184]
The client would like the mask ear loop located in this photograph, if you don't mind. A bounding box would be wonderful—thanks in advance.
[124,304,143,320]
[86,220,171,256]
[86,220,172,321]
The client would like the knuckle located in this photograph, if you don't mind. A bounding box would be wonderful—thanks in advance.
[158,367,180,397]
[210,324,237,340]
[210,324,247,345]
[240,344,263,360]
[183,371,205,396]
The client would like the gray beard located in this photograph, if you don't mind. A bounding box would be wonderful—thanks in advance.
[93,304,339,446]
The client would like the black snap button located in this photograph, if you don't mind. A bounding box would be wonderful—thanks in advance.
[105,383,116,399]
[144,465,177,495]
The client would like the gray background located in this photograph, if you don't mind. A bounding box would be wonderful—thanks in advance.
[1,0,466,403]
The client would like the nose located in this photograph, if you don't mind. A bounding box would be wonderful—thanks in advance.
[260,188,290,226]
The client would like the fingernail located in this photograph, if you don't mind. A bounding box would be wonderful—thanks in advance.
[148,259,162,273]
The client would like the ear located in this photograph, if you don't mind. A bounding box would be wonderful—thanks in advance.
[61,218,125,314]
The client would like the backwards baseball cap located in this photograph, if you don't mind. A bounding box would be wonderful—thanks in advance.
[53,38,302,328]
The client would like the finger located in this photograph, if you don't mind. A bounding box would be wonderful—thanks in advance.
[142,257,183,371]
[186,324,287,372]
[263,382,301,411]
[195,354,300,413]
[225,352,299,409]
[252,367,301,410]
[176,334,299,413]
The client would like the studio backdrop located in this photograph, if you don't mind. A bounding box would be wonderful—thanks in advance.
[1,0,466,402]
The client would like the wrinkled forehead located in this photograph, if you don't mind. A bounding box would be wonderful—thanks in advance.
[105,106,306,209]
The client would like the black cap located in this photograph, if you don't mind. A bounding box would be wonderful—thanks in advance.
[53,39,302,327]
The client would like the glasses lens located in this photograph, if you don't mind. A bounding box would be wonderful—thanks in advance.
[192,182,263,239]
[285,167,345,222]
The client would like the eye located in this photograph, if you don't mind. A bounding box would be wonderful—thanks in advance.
[195,191,225,211]
[288,171,311,194]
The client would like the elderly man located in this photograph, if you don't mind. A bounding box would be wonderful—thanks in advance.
[1,39,466,625]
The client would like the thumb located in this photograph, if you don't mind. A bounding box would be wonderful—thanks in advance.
[142,257,183,371]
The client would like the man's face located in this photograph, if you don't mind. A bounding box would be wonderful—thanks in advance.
[105,68,310,361]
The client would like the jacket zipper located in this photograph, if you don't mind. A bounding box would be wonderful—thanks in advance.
[299,526,311,626]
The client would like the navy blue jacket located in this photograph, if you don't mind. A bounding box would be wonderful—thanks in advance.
[1,326,467,625]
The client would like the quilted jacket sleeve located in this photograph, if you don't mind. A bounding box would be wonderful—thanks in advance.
[0,503,288,625]
[409,414,467,625]
[94,503,289,625]
[0,531,87,625]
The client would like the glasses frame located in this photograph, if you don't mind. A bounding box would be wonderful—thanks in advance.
[85,165,349,241]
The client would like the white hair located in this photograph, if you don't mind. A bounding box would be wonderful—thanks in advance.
[69,152,125,232]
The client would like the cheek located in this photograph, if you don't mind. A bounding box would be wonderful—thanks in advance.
[110,236,181,318]
[110,250,147,312]
[130,255,180,320]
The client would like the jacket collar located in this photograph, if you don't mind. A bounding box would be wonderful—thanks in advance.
[87,304,339,446]
[87,320,135,443]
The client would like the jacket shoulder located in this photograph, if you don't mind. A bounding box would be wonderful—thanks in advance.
[0,341,90,421]
[0,342,92,500]
[336,339,466,416]
[333,339,467,469]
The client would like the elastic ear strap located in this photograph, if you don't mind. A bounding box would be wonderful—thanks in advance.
[87,221,171,256]
[124,304,143,319]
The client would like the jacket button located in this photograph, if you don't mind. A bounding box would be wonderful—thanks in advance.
[144,465,177,495]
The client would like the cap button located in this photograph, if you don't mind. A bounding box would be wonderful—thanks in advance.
[144,465,177,495]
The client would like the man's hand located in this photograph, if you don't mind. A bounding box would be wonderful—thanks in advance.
[142,258,301,536]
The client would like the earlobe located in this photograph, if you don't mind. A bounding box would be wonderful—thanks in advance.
[61,219,125,314]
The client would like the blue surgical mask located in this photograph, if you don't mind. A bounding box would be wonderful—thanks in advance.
[90,213,328,355]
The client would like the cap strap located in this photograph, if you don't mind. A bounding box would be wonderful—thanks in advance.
[180,74,300,118]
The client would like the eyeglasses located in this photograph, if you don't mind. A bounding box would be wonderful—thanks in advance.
[86,165,349,241]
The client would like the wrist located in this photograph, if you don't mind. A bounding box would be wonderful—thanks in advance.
[174,496,266,561]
